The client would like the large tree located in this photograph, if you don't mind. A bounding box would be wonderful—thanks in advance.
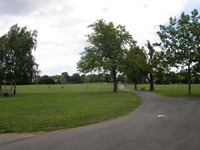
[0,24,38,94]
[77,19,134,92]
[157,9,200,95]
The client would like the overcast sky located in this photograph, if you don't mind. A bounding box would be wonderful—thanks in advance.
[0,0,199,76]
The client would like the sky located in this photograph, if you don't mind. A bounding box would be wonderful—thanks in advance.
[0,0,199,76]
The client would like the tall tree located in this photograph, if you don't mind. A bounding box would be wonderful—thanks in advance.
[146,41,155,91]
[157,9,200,95]
[0,36,6,96]
[77,19,134,92]
[0,24,38,94]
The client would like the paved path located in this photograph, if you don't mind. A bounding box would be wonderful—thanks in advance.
[0,87,200,150]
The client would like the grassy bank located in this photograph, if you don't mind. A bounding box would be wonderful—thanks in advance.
[0,84,140,133]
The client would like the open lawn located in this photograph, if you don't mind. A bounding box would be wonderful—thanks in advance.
[0,84,140,133]
[127,84,200,98]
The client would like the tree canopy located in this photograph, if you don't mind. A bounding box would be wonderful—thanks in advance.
[77,19,135,92]
[122,46,147,89]
[0,24,38,95]
[157,9,200,95]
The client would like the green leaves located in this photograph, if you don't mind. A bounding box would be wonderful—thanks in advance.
[77,19,135,92]
[123,45,148,84]
[0,24,38,87]
[157,9,200,95]
[157,9,200,68]
[77,20,133,73]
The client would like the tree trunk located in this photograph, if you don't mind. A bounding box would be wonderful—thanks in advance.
[0,83,2,96]
[112,69,118,93]
[14,82,16,95]
[150,73,154,91]
[188,64,191,95]
[10,81,13,94]
[148,55,154,91]
[134,82,137,90]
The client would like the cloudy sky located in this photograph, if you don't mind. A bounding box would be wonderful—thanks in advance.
[0,0,199,76]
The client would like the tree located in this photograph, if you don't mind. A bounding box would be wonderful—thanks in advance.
[77,19,134,92]
[40,75,55,84]
[122,46,148,89]
[0,24,38,94]
[146,41,156,91]
[157,9,200,95]
[61,72,70,83]
[59,75,67,84]
[0,37,5,96]
[146,41,169,90]
[71,73,82,84]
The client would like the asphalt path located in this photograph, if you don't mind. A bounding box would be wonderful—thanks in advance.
[0,87,200,150]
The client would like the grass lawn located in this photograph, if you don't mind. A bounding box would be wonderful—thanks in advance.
[127,84,200,98]
[0,84,140,133]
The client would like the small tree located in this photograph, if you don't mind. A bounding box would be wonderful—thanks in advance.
[122,46,148,89]
[61,72,70,83]
[77,19,134,92]
[146,41,169,91]
[60,75,66,84]
[157,9,200,95]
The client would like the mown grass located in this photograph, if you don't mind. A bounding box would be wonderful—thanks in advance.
[127,84,200,98]
[0,84,140,133]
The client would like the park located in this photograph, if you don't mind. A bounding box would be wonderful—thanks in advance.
[0,83,200,150]
[0,83,200,133]
[0,7,200,150]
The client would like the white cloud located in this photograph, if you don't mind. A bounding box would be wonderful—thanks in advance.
[0,0,199,76]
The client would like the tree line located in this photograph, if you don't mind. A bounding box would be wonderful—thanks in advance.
[33,71,199,85]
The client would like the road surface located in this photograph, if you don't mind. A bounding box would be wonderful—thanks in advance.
[0,88,200,150]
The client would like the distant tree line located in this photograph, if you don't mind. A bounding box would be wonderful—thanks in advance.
[34,73,83,84]
[32,70,199,85]
[33,72,113,84]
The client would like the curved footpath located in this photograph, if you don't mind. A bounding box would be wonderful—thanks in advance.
[0,87,200,150]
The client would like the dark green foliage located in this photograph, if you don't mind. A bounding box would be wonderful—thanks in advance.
[0,24,38,94]
[71,73,83,84]
[122,46,148,89]
[39,75,55,84]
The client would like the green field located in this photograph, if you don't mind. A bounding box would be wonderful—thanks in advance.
[0,84,140,133]
[127,84,200,98]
